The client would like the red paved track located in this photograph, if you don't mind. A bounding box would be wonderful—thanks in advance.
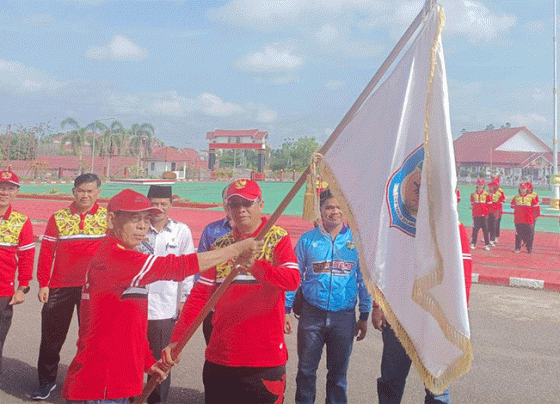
[12,199,560,292]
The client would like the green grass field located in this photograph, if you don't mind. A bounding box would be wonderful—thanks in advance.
[18,182,560,233]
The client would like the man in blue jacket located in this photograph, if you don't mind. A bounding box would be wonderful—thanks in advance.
[286,189,372,404]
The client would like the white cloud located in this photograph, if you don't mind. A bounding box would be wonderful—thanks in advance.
[235,44,304,73]
[24,13,53,26]
[324,80,344,90]
[442,0,516,43]
[85,35,148,61]
[0,59,67,95]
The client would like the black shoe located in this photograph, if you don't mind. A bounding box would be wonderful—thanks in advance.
[31,382,57,400]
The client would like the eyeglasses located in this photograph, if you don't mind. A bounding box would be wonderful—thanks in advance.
[227,199,259,209]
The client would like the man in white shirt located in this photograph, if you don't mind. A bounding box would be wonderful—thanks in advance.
[137,185,195,404]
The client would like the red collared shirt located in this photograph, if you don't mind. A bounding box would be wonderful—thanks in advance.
[0,205,34,296]
[37,202,107,288]
[171,217,300,367]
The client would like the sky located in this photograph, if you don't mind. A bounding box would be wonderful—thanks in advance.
[0,0,557,152]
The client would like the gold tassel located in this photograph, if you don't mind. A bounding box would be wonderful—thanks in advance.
[302,174,317,222]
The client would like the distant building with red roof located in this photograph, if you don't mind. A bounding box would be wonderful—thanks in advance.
[146,146,206,179]
[454,126,556,185]
[206,129,268,172]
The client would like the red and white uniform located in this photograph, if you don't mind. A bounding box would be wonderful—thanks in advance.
[62,235,201,401]
[0,206,34,296]
[510,193,540,224]
[470,190,490,217]
[171,218,300,368]
[459,222,472,305]
[37,202,107,288]
[488,188,505,216]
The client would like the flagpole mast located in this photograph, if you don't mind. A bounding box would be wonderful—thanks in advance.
[553,0,559,209]
[133,2,437,402]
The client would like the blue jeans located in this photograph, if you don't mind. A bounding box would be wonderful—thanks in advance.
[67,400,129,404]
[377,325,450,404]
[295,300,356,404]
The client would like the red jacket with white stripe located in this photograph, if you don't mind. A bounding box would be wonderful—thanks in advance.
[0,206,34,297]
[62,235,201,401]
[37,202,107,288]
[171,218,300,368]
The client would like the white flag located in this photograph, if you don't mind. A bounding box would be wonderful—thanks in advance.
[319,5,471,393]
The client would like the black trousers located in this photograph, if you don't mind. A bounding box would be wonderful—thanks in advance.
[147,318,175,404]
[515,223,534,252]
[487,213,502,242]
[203,360,286,404]
[0,296,14,374]
[37,286,82,386]
[471,216,489,246]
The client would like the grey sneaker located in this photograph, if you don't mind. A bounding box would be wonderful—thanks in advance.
[31,382,57,400]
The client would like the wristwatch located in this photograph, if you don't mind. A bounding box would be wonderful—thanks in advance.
[18,286,30,294]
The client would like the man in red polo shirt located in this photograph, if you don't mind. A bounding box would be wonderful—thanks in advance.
[167,179,300,404]
[32,173,107,400]
[62,189,260,403]
[0,170,34,374]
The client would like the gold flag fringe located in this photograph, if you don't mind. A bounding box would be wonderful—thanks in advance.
[301,153,323,223]
[316,5,472,395]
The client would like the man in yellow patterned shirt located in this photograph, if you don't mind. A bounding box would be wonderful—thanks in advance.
[32,173,107,401]
[0,170,34,374]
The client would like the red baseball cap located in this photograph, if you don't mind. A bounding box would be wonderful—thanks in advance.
[476,178,485,186]
[0,170,20,187]
[107,189,162,214]
[225,179,262,201]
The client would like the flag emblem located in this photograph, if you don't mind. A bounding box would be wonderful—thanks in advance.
[386,145,424,237]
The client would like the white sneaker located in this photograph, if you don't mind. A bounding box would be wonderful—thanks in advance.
[489,241,496,246]
[494,238,498,245]
[484,245,490,251]
[470,244,476,250]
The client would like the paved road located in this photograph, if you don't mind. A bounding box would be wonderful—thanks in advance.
[1,283,559,403]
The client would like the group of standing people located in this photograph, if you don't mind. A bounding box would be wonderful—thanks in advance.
[0,170,473,404]
[469,177,540,254]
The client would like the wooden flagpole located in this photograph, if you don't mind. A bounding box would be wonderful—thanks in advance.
[133,2,434,402]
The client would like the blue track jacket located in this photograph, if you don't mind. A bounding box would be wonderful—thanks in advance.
[286,225,372,320]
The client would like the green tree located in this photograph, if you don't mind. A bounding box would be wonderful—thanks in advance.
[60,118,89,172]
[128,123,155,157]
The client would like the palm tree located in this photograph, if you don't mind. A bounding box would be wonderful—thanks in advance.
[102,121,124,178]
[60,118,88,173]
[128,123,155,175]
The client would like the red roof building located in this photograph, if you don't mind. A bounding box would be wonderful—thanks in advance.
[206,129,267,150]
[454,127,556,185]
[146,146,206,178]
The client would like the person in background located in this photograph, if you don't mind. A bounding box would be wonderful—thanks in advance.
[61,188,261,404]
[285,189,371,404]
[470,178,491,251]
[372,189,472,404]
[511,182,540,254]
[32,173,107,401]
[196,185,232,345]
[137,185,196,404]
[166,179,300,404]
[487,181,505,246]
[0,170,34,374]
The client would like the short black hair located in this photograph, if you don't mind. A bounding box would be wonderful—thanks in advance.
[74,173,101,188]
[319,189,334,207]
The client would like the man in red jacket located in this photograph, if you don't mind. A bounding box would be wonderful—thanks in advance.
[166,179,300,404]
[62,189,260,403]
[33,173,106,400]
[0,170,34,374]
[470,178,491,251]
[511,182,540,254]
